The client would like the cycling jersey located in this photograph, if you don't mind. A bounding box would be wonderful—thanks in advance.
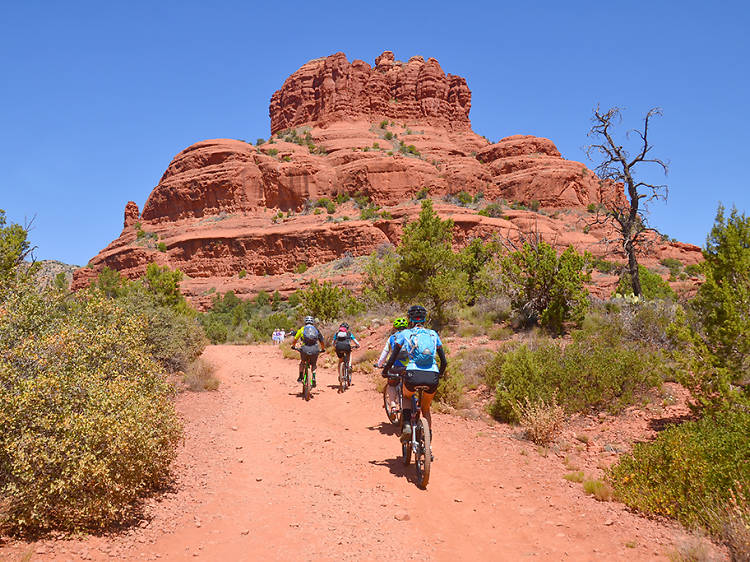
[377,332,408,369]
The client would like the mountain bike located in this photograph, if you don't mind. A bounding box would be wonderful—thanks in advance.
[336,345,359,393]
[401,385,431,489]
[291,346,313,401]
[382,370,404,426]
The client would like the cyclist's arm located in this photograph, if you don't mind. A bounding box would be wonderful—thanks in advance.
[437,345,448,376]
[376,340,391,367]
[351,335,361,347]
[318,331,326,352]
[381,342,402,374]
[292,327,303,346]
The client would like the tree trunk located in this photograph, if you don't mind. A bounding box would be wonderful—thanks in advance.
[626,239,642,297]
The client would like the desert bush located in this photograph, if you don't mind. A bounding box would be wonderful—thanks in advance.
[0,290,181,535]
[583,479,614,501]
[496,241,591,334]
[299,279,363,322]
[435,368,466,409]
[685,263,702,277]
[478,202,507,219]
[414,187,428,199]
[529,199,540,212]
[486,326,662,421]
[204,321,228,344]
[615,264,675,300]
[564,471,585,483]
[296,262,308,274]
[584,299,678,350]
[157,242,167,252]
[660,257,683,279]
[183,358,220,391]
[316,197,336,214]
[513,394,565,445]
[609,408,750,532]
[591,257,620,274]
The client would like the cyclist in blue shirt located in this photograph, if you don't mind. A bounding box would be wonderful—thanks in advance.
[382,305,447,443]
[377,317,409,418]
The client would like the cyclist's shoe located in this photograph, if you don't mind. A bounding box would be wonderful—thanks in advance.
[312,377,317,388]
[400,423,412,443]
[297,374,303,383]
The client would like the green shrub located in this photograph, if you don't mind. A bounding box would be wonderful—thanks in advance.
[299,279,363,321]
[316,198,336,214]
[615,265,675,300]
[586,203,597,213]
[456,191,473,206]
[497,242,591,334]
[360,206,379,220]
[296,262,308,274]
[0,290,181,535]
[281,155,291,162]
[685,263,702,277]
[238,269,247,278]
[478,203,507,219]
[384,131,393,140]
[435,368,466,409]
[255,290,270,307]
[379,120,388,129]
[415,187,428,200]
[157,242,167,252]
[380,211,393,219]
[529,199,540,212]
[335,192,350,204]
[267,148,278,156]
[592,257,619,274]
[609,409,750,531]
[204,321,228,344]
[660,257,683,279]
[313,207,323,215]
[486,326,661,421]
[256,138,265,146]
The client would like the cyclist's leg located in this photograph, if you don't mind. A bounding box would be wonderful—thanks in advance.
[297,354,306,382]
[420,390,436,433]
[385,378,399,411]
[309,352,319,386]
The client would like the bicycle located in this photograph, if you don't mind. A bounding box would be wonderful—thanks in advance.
[382,370,404,426]
[336,345,359,393]
[291,346,313,401]
[400,384,432,489]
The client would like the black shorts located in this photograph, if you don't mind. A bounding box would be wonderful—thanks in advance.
[335,349,351,360]
[299,345,320,369]
[403,369,439,395]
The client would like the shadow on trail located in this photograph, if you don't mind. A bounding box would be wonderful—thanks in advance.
[369,457,414,484]
[648,412,695,433]
[366,421,399,436]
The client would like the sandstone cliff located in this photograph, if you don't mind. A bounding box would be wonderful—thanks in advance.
[73,51,701,305]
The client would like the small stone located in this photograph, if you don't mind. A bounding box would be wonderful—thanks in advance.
[604,519,614,526]
[394,511,410,521]
[231,426,238,431]
[454,498,462,503]
[240,529,250,535]
[256,477,263,482]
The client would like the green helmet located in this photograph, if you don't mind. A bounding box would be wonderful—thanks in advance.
[393,317,408,329]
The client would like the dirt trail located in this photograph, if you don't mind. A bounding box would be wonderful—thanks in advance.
[3,344,697,561]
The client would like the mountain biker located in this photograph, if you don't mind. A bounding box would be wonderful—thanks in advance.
[332,322,360,377]
[381,305,447,445]
[376,317,409,418]
[292,316,325,387]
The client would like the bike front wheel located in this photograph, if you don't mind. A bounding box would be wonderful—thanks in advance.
[415,418,431,488]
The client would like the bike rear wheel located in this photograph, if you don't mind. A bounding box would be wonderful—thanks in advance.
[384,384,401,425]
[303,366,311,401]
[402,439,412,466]
[338,363,344,393]
[415,418,431,488]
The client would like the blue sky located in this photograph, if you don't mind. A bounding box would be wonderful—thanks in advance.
[1,0,748,265]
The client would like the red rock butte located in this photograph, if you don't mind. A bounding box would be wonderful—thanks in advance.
[73,51,700,306]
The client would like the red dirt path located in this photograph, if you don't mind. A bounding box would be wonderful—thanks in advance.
[1,345,717,561]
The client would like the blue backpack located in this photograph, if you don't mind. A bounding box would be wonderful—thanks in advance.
[406,327,438,369]
[302,325,319,346]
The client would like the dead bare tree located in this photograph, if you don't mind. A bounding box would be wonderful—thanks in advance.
[585,106,668,297]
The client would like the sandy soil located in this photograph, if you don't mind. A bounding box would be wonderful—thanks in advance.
[1,344,724,561]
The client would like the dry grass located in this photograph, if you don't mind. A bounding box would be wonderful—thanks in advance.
[513,394,566,445]
[705,488,750,562]
[668,535,714,562]
[582,479,614,502]
[280,342,298,360]
[563,471,585,483]
[184,358,220,391]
